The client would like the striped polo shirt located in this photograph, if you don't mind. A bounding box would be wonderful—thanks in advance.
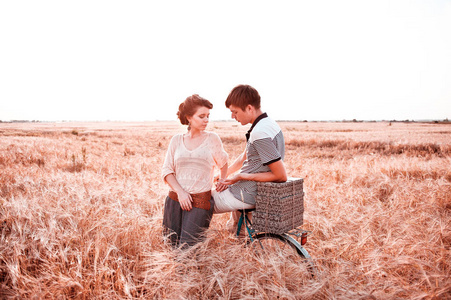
[229,113,285,205]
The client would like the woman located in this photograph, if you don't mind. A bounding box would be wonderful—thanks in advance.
[162,94,228,248]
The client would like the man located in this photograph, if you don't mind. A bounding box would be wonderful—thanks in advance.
[214,84,287,231]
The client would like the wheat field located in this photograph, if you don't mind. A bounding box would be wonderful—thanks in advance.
[1,121,450,299]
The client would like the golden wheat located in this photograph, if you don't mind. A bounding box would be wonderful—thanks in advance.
[1,121,450,299]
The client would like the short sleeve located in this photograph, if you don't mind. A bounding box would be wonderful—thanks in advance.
[161,135,179,182]
[210,132,228,168]
[252,136,282,166]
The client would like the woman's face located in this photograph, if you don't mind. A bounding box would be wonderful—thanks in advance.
[187,106,210,131]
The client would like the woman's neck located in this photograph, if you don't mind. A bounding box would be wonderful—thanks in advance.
[187,128,204,138]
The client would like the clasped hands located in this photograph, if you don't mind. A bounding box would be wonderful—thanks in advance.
[214,173,245,192]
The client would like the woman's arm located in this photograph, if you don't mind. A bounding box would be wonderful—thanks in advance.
[220,163,228,180]
[164,174,193,211]
[215,162,229,192]
[215,149,245,192]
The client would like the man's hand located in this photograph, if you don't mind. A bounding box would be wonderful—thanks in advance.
[221,173,246,186]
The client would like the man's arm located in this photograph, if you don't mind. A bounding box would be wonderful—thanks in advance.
[222,159,287,185]
[227,149,246,176]
[216,150,246,192]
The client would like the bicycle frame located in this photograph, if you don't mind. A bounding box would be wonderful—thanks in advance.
[235,209,317,277]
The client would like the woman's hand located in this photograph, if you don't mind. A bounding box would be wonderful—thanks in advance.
[177,190,193,211]
[215,178,228,192]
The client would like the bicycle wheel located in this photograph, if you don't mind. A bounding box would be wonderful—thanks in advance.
[250,232,316,278]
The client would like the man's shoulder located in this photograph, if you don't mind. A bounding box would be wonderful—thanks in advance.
[250,117,282,142]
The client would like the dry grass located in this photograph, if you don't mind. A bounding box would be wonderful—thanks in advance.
[1,121,450,299]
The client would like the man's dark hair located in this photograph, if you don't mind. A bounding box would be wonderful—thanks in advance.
[225,84,261,111]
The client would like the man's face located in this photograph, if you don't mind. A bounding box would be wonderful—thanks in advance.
[228,104,252,125]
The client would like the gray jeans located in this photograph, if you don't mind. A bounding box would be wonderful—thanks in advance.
[162,195,215,248]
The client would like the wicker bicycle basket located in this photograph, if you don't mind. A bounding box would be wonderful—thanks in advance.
[253,177,304,234]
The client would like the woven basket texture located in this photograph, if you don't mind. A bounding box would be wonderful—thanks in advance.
[253,178,304,234]
[256,193,304,211]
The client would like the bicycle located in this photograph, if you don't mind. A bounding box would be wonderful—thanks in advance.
[236,208,317,278]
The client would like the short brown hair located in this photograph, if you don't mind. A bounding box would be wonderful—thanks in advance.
[177,94,213,125]
[225,84,261,111]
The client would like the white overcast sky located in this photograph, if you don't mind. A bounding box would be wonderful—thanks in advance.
[1,0,450,122]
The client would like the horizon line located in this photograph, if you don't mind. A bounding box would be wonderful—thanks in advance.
[1,118,450,124]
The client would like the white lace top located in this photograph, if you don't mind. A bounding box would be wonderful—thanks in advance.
[162,132,228,194]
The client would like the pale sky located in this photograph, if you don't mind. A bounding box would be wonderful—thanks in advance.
[1,0,450,122]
